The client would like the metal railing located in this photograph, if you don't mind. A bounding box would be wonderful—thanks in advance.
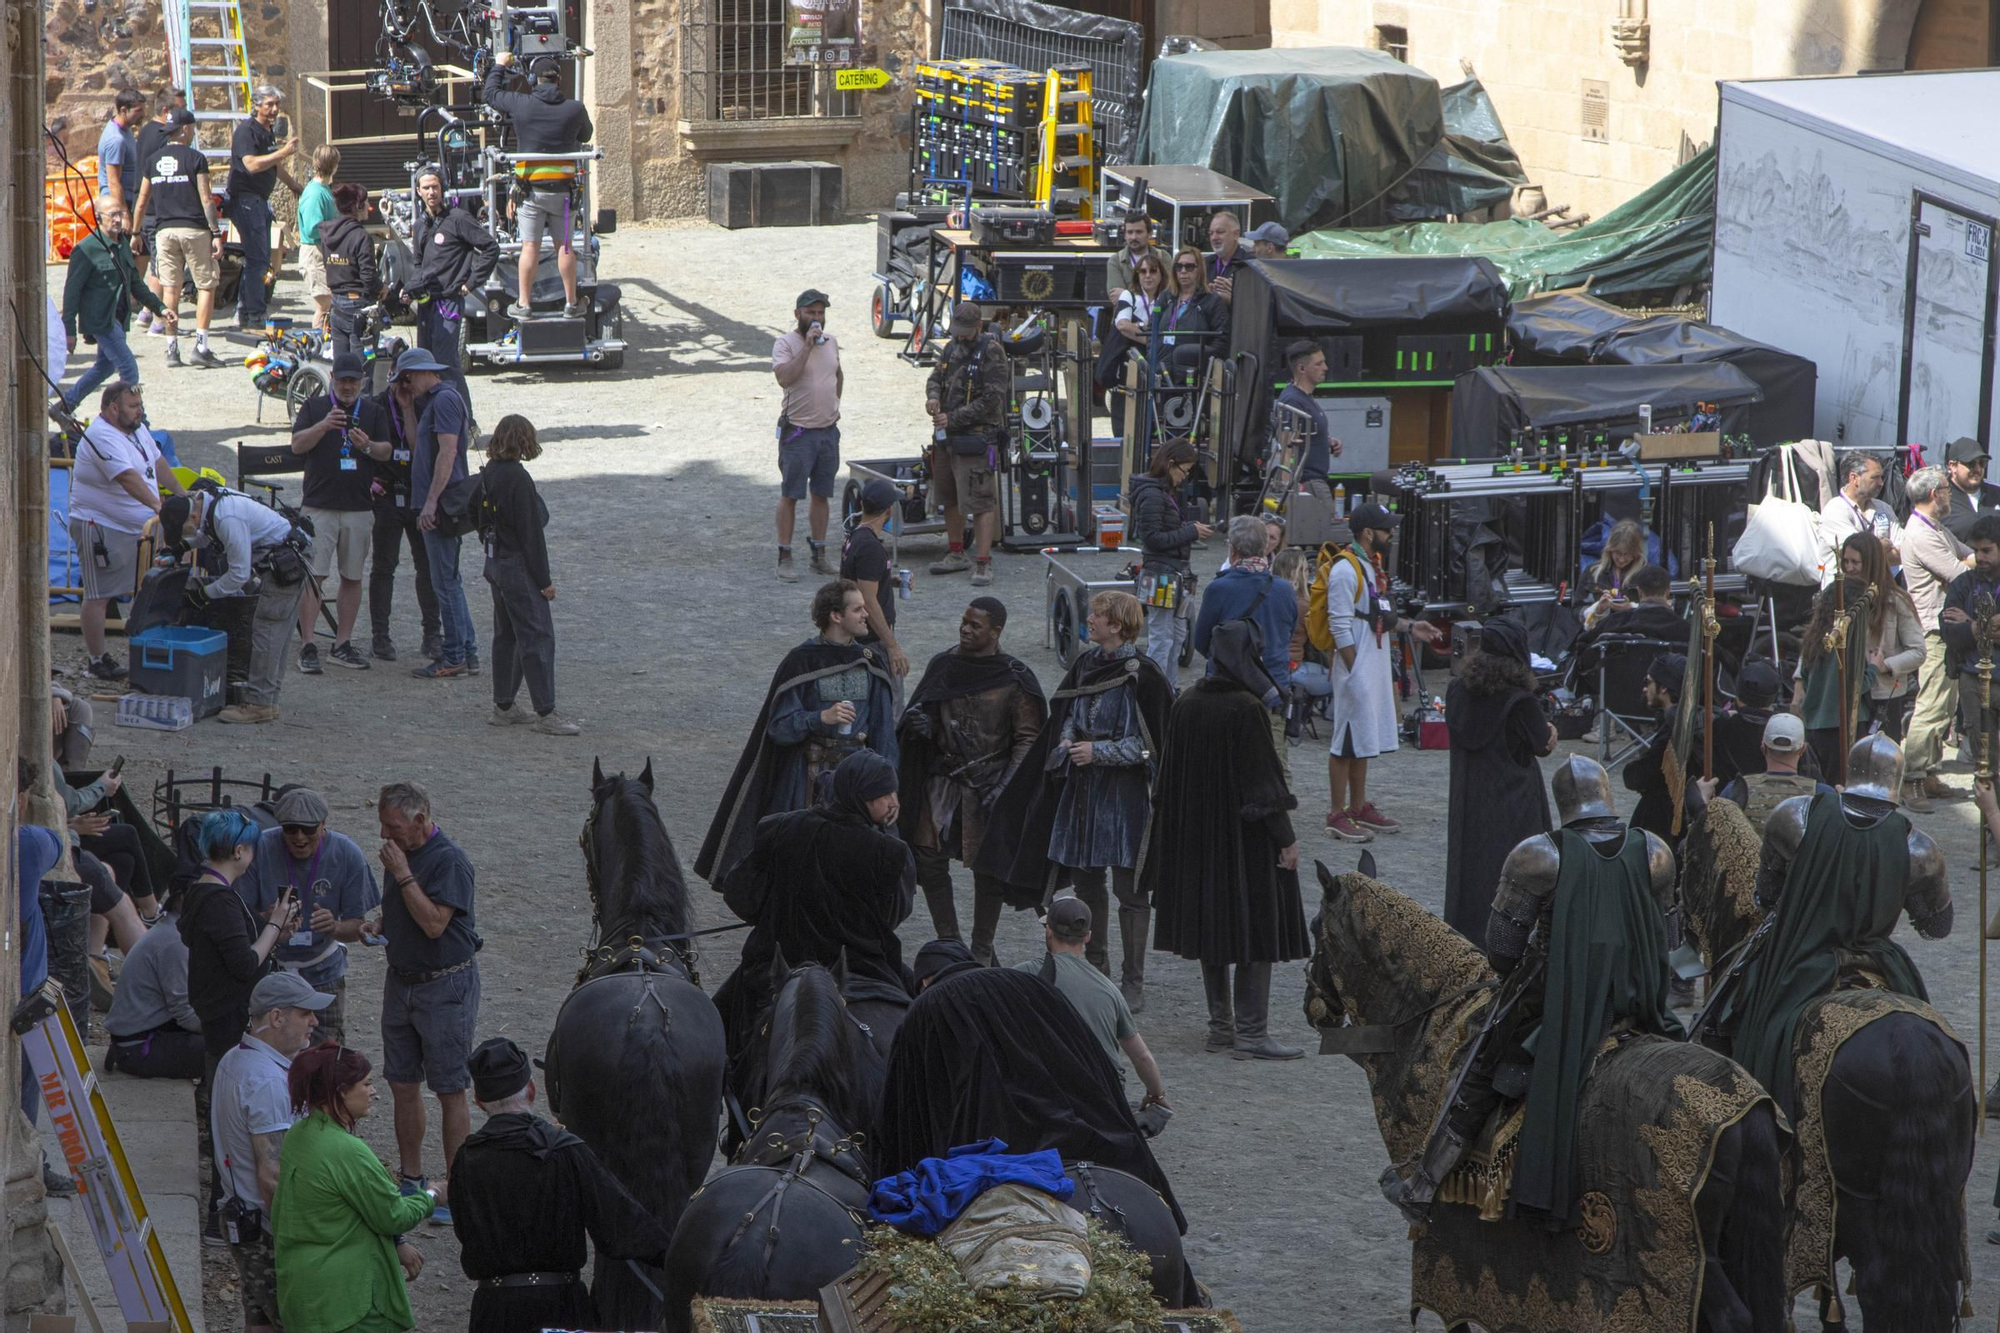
[678,0,858,123]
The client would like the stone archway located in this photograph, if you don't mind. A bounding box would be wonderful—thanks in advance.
[1904,0,1997,67]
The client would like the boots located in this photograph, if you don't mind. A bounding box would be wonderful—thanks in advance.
[970,878,1006,967]
[1118,907,1150,1014]
[923,883,962,942]
[1201,963,1235,1052]
[1232,962,1304,1060]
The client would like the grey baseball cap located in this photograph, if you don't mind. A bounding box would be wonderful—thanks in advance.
[1245,220,1290,247]
[251,972,335,1015]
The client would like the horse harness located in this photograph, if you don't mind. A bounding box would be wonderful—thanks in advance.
[575,799,748,987]
[712,1094,871,1268]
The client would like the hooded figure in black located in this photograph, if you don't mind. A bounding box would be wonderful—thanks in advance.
[712,749,915,1069]
[975,593,1172,1003]
[896,597,1046,965]
[874,965,1197,1303]
[1149,660,1309,1061]
[449,1038,670,1333]
[695,580,899,885]
[1443,617,1555,946]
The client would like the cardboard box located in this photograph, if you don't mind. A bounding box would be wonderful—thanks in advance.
[1637,430,1722,461]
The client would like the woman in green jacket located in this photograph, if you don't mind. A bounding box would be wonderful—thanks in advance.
[274,1046,436,1332]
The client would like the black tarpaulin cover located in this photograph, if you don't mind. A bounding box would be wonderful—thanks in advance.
[1450,363,1764,457]
[1133,47,1442,233]
[1506,292,1817,445]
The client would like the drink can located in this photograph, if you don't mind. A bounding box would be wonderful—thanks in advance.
[897,568,912,599]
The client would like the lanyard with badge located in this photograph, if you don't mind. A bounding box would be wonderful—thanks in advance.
[288,842,327,948]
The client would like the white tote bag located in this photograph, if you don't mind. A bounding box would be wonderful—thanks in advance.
[1735,449,1822,586]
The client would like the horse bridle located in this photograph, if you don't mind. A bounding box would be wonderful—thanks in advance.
[1316,978,1498,1055]
[575,800,731,987]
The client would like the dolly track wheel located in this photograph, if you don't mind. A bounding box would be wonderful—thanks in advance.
[1052,588,1077,666]
[871,283,899,339]
[1023,509,1049,536]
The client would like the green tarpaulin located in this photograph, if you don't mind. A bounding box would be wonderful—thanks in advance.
[1293,147,1716,301]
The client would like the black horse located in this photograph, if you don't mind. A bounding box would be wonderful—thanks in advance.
[1061,1160,1194,1309]
[545,761,727,1333]
[662,956,884,1332]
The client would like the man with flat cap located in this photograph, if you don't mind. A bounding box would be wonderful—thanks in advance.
[449,1036,669,1333]
[238,787,380,1044]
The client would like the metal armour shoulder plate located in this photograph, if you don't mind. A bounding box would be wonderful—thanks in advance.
[1760,793,1812,870]
[1643,830,1677,910]
[1493,832,1562,923]
[1905,825,1953,938]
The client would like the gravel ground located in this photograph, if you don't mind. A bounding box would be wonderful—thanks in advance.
[50,219,2000,1332]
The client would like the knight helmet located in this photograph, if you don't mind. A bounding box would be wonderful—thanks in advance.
[1552,755,1619,826]
[1844,732,1905,804]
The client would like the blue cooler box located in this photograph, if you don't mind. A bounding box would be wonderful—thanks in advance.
[128,626,228,718]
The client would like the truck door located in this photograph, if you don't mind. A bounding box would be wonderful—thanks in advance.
[1898,192,1997,450]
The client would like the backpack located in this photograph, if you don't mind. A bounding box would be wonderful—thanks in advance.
[435,471,488,538]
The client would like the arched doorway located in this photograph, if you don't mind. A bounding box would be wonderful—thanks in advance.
[1905,0,1997,67]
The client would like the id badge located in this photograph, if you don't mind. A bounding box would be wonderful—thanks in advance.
[289,926,315,947]
[392,448,411,463]
[340,458,358,472]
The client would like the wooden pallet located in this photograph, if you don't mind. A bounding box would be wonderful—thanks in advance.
[817,1268,1244,1333]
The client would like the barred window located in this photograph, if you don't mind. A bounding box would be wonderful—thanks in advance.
[680,0,859,122]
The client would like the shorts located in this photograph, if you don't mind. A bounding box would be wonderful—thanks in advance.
[79,852,124,915]
[298,242,331,299]
[230,1230,281,1328]
[142,224,159,278]
[381,963,479,1094]
[930,444,998,518]
[305,506,373,581]
[778,425,840,500]
[156,226,219,292]
[293,971,347,1045]
[516,189,574,249]
[68,518,144,603]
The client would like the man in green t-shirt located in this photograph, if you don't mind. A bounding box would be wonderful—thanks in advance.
[1015,896,1169,1122]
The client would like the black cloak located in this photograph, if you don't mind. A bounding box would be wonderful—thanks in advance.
[894,647,1046,845]
[694,637,897,884]
[972,648,1174,900]
[1443,623,1552,947]
[1150,677,1310,964]
[875,966,1186,1233]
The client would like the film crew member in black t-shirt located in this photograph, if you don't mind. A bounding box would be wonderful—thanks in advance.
[841,477,909,703]
[290,352,393,673]
[132,110,227,368]
[223,86,302,329]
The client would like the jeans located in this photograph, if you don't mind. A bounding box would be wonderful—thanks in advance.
[329,292,367,360]
[66,320,140,410]
[1145,604,1188,690]
[370,506,440,643]
[485,551,556,714]
[422,529,475,666]
[416,298,474,418]
[229,195,274,325]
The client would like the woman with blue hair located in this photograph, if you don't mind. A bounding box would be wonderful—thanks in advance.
[179,809,301,1072]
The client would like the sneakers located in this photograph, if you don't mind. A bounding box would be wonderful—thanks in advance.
[88,955,116,1010]
[421,633,444,662]
[298,643,323,675]
[929,549,973,575]
[412,660,464,679]
[1902,781,1936,814]
[970,559,993,588]
[490,705,535,727]
[86,653,127,681]
[807,541,834,576]
[145,317,169,337]
[534,711,582,736]
[218,703,279,724]
[463,654,482,677]
[372,634,398,662]
[1923,774,1963,801]
[1349,802,1401,834]
[327,641,371,670]
[507,302,534,320]
[777,548,799,583]
[192,344,227,369]
[563,300,587,318]
[1326,809,1374,843]
[165,341,184,367]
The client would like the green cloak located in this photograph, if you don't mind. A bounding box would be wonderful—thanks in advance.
[1514,829,1685,1224]
[1729,791,1926,1110]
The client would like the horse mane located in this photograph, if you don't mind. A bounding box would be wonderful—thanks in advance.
[593,774,690,944]
[761,965,883,1137]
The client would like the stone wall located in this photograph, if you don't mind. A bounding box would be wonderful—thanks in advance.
[1271,0,1926,221]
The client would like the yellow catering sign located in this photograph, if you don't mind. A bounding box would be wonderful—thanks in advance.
[835,67,893,91]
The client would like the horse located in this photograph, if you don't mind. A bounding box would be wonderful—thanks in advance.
[1062,1160,1196,1309]
[1306,858,1788,1333]
[662,957,884,1333]
[544,760,728,1333]
[1679,798,1975,1330]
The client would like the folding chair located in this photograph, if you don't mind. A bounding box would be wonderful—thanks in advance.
[236,441,305,507]
[1592,635,1683,768]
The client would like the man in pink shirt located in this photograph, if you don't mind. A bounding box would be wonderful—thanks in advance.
[771,289,844,583]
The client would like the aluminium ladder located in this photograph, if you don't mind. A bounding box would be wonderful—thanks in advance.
[163,0,256,162]
[1032,64,1094,218]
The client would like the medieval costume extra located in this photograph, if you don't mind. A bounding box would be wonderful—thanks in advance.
[448,1039,670,1333]
[1149,674,1310,1059]
[896,638,1045,964]
[976,640,1173,1002]
[1443,618,1554,947]
[695,633,899,884]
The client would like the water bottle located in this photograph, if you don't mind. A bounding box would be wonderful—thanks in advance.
[1333,482,1347,517]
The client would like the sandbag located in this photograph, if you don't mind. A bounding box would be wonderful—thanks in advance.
[937,1183,1091,1300]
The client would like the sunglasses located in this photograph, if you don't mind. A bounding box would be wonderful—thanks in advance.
[1173,261,1199,270]
[281,824,322,836]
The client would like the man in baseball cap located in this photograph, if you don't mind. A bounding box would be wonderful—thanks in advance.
[840,475,911,687]
[292,351,394,674]
[1245,220,1290,258]
[1943,436,2000,542]
[1015,895,1169,1118]
[774,287,843,583]
[1694,712,1828,833]
[1324,501,1403,844]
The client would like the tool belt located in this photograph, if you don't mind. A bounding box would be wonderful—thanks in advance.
[484,1270,581,1289]
[389,957,475,986]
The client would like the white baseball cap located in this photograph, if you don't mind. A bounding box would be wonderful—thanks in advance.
[1762,714,1806,753]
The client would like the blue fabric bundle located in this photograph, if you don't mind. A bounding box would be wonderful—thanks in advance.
[867,1138,1074,1235]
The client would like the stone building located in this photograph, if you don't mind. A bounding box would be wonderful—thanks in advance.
[1272,0,1998,219]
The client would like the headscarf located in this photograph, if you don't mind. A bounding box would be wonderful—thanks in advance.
[1478,617,1530,667]
[827,749,898,822]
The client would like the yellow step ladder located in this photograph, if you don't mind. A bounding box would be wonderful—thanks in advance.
[1033,64,1095,218]
[163,0,256,163]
